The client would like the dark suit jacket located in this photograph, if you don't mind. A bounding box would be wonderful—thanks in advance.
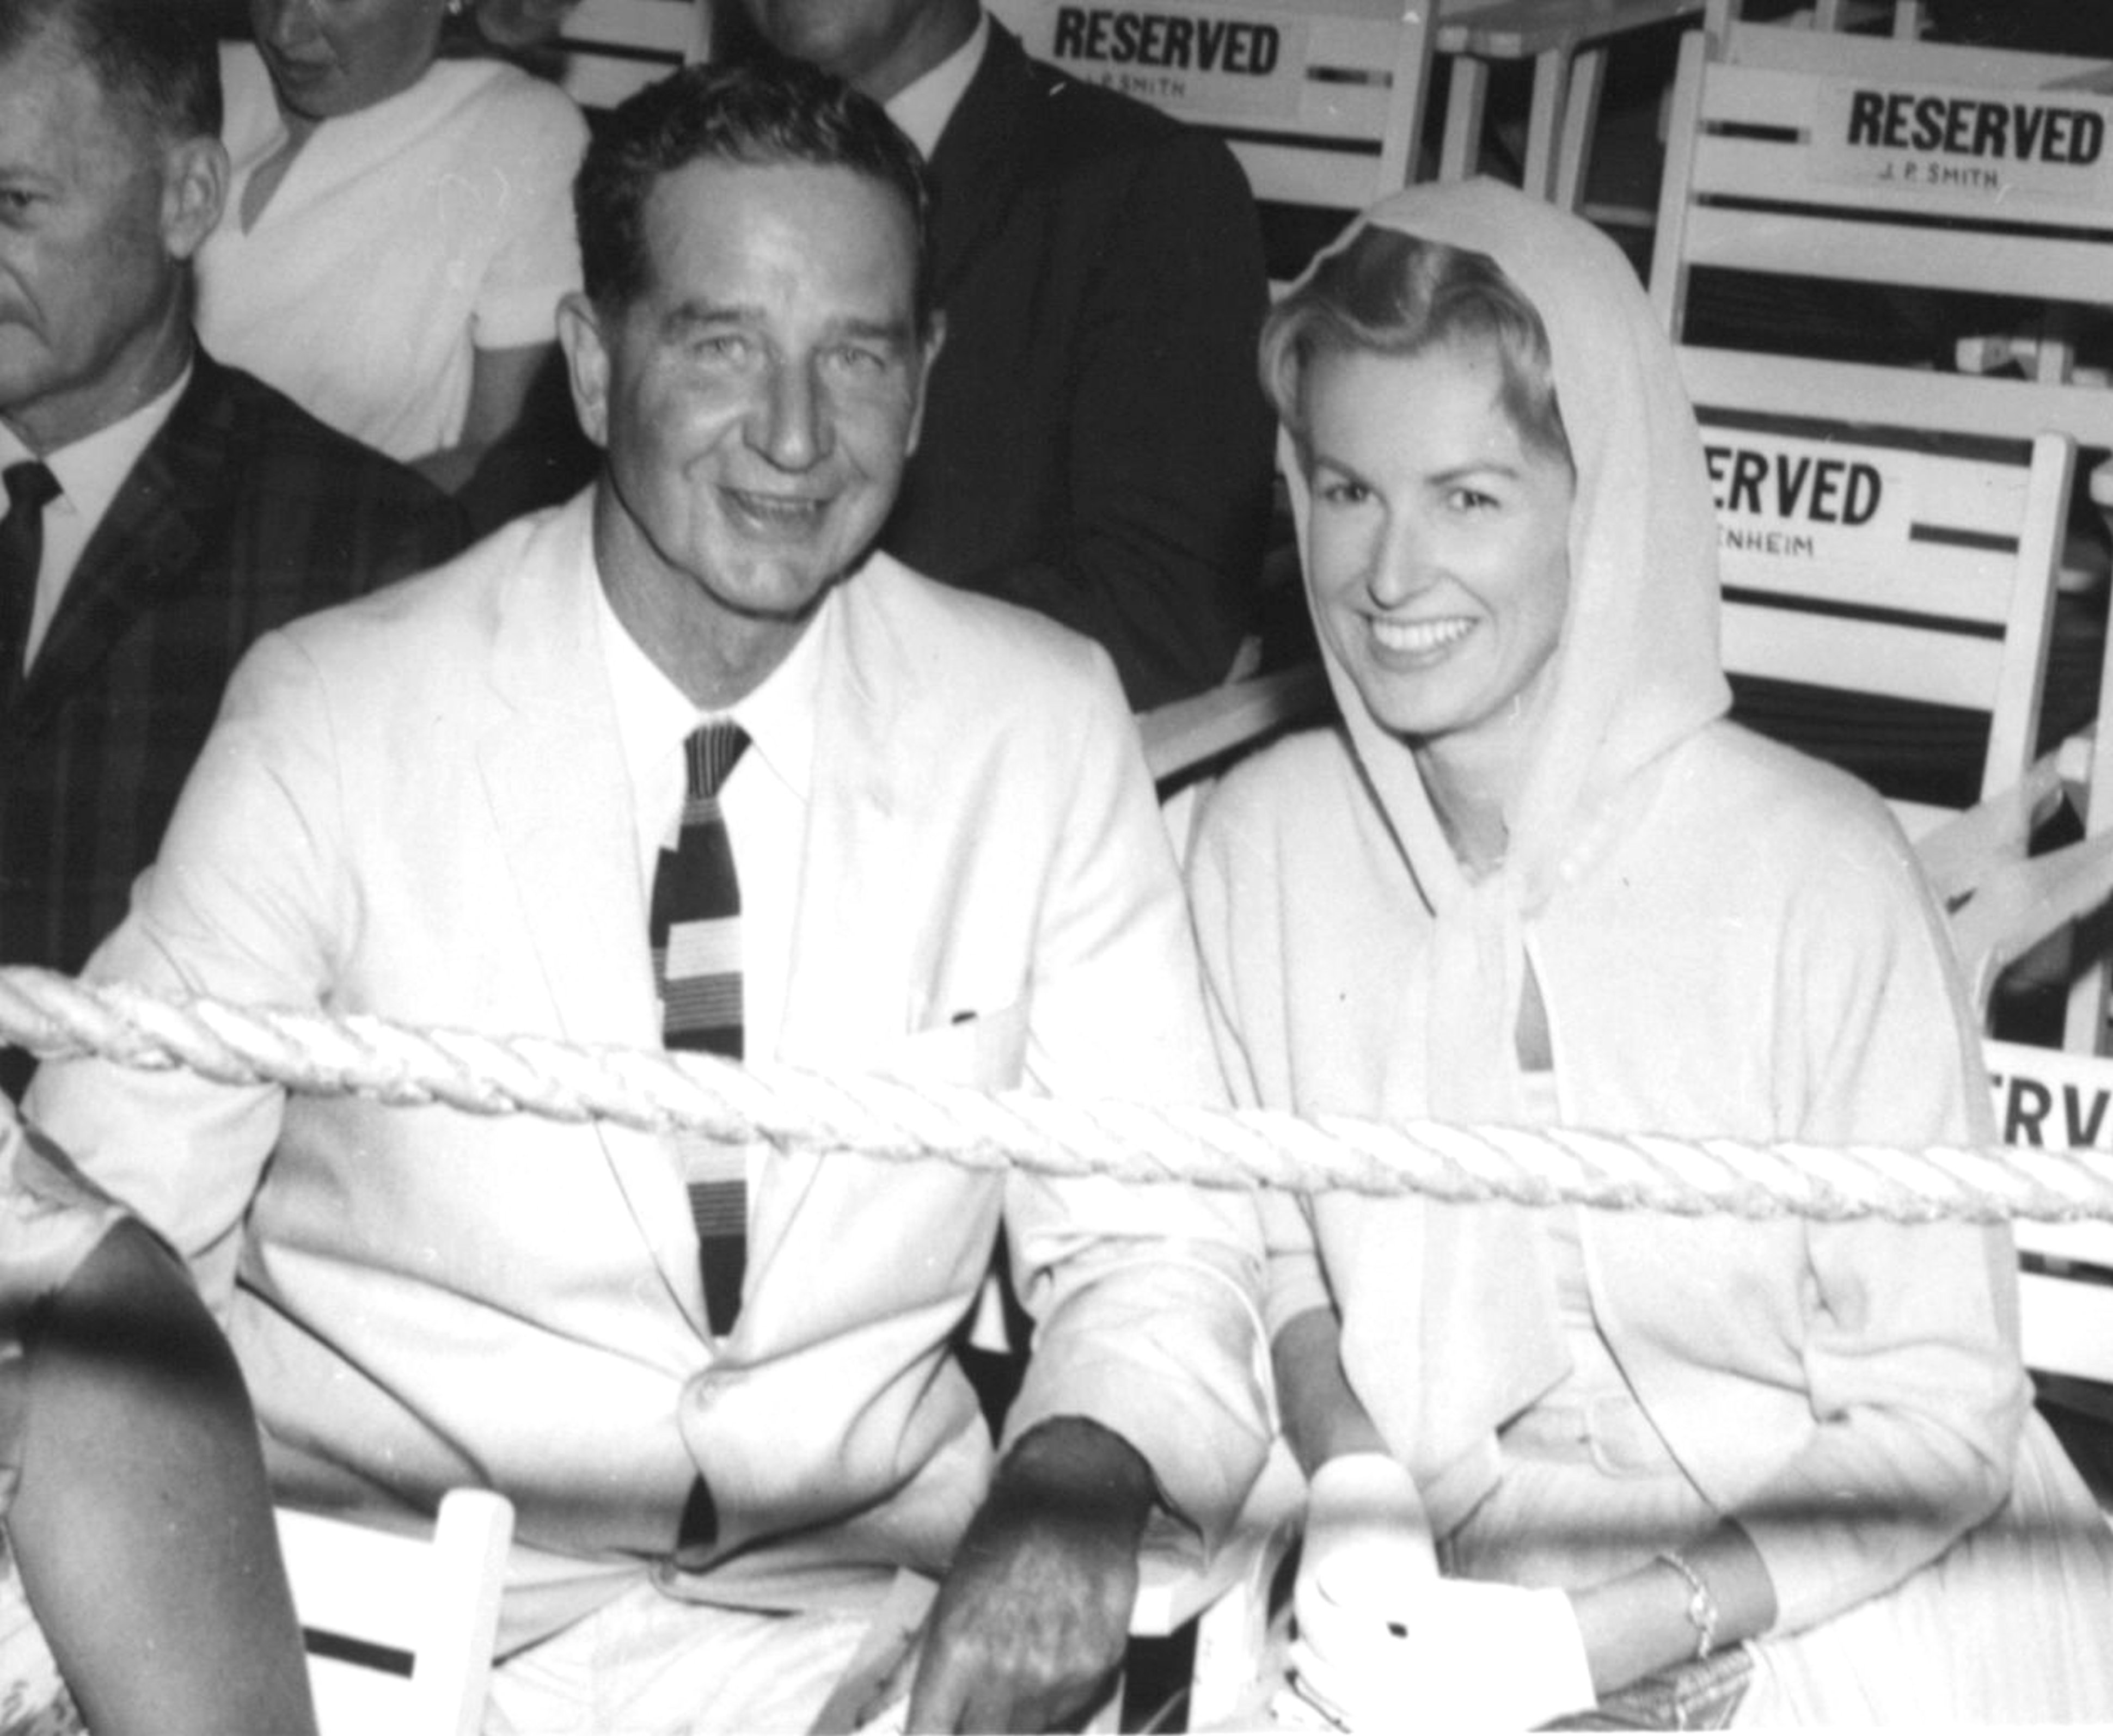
[1,348,466,1096]
[881,20,1276,711]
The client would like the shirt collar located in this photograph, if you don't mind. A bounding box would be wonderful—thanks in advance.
[0,363,191,525]
[885,7,989,160]
[595,563,831,808]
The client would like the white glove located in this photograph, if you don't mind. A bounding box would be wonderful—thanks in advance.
[1289,1575,1596,1734]
[1294,1452,1439,1643]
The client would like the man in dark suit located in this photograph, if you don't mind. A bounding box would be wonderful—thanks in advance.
[731,0,1277,710]
[0,0,466,1097]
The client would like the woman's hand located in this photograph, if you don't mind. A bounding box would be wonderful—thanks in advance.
[1289,1455,1596,1732]
[1289,1576,1595,1734]
[1295,1451,1437,1625]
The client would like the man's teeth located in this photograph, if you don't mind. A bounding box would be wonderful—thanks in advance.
[733,492,823,525]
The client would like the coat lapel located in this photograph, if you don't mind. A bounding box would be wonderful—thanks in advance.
[476,496,708,1334]
[750,564,930,1263]
[13,365,228,736]
[924,23,1042,308]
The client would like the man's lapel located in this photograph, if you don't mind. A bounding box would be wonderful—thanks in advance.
[923,22,1042,306]
[13,367,223,734]
[476,496,710,1334]
[752,564,933,1260]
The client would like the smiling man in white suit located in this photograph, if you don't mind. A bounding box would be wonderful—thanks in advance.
[25,57,1269,1736]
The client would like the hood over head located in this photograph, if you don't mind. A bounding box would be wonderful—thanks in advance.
[1280,176,1729,1118]
[1272,180,1730,1511]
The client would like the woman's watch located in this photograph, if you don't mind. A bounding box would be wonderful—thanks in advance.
[1655,1549,1721,1660]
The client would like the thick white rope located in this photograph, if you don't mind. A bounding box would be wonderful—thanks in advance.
[6,965,2113,1226]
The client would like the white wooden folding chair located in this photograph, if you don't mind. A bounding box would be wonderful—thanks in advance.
[1681,353,2073,840]
[1925,729,2113,1023]
[1651,22,2113,457]
[1431,0,1704,213]
[553,0,705,109]
[1655,20,2113,1046]
[1119,1440,1305,1731]
[275,1489,515,1736]
[984,0,1438,284]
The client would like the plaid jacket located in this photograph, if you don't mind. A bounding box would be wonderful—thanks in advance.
[1,349,467,1096]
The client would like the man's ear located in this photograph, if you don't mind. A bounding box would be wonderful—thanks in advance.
[161,135,229,262]
[555,291,614,450]
[904,311,946,457]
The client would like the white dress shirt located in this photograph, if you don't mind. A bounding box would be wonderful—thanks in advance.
[595,562,831,1085]
[884,8,989,158]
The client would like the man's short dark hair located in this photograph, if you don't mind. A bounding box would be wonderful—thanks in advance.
[0,0,222,140]
[575,56,934,336]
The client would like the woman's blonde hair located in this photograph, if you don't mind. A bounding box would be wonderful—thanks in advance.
[1259,225,1571,471]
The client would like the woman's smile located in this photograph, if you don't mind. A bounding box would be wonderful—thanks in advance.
[1368,614,1477,660]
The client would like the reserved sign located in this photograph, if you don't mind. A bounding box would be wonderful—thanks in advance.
[1988,1040,2113,1152]
[1027,4,1308,120]
[1812,77,2113,204]
[1704,431,1909,566]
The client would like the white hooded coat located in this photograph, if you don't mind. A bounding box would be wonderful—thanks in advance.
[1189,179,2113,1718]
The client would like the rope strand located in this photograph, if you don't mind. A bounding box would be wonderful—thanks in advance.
[7,965,2113,1226]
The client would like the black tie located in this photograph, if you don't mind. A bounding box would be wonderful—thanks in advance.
[650,721,751,1336]
[0,461,59,709]
[651,723,750,1560]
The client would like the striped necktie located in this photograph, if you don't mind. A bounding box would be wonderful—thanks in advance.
[650,721,750,1338]
[0,461,59,710]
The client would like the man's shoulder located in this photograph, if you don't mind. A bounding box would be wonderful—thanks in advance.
[421,53,591,152]
[983,21,1242,177]
[1673,721,1904,846]
[1019,50,1184,144]
[133,353,467,594]
[853,551,1117,696]
[181,353,458,513]
[845,556,1147,752]
[283,497,575,642]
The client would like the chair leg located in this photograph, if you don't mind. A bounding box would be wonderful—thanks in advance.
[1440,56,1490,182]
[1554,46,1607,211]
[1521,45,1570,202]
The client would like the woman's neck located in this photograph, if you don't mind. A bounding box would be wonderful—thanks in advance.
[1414,727,1528,882]
[1418,765,1507,879]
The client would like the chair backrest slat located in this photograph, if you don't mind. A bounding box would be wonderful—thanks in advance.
[277,1489,515,1736]
[556,0,700,109]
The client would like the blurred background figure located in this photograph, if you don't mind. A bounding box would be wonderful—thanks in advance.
[725,0,1278,710]
[0,1099,317,1736]
[0,0,465,1102]
[198,0,590,524]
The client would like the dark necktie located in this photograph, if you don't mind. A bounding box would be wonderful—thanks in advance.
[650,721,750,1338]
[0,461,59,709]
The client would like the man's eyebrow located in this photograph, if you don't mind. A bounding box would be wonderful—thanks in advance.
[662,299,756,330]
[829,315,917,346]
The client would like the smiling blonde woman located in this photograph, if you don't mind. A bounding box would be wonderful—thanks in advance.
[1187,177,2113,1728]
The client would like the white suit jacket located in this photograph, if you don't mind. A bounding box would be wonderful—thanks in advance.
[29,493,1268,1644]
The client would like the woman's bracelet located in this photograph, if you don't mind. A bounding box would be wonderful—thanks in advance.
[1655,1549,1720,1661]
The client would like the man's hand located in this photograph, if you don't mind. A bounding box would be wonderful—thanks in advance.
[905,1417,1155,1733]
